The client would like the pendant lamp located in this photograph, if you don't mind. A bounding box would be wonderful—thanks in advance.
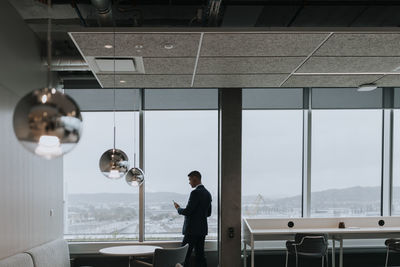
[99,28,129,179]
[126,111,144,186]
[126,167,144,187]
[13,0,82,159]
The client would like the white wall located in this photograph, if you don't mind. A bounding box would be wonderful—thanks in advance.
[0,1,63,259]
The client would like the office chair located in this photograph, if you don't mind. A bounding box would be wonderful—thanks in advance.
[385,238,400,267]
[133,244,189,267]
[285,233,329,267]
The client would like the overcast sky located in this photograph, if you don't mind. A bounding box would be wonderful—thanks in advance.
[64,109,399,199]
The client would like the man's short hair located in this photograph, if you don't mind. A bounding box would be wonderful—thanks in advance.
[188,170,201,180]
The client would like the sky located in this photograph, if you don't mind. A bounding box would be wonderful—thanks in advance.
[64,109,400,199]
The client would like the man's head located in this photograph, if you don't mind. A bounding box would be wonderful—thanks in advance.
[188,170,202,188]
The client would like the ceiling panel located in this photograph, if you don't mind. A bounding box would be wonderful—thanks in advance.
[97,74,193,88]
[194,74,288,88]
[282,74,382,87]
[297,57,400,73]
[376,75,400,87]
[197,57,305,74]
[143,58,195,74]
[200,33,329,57]
[70,33,201,57]
[314,33,400,56]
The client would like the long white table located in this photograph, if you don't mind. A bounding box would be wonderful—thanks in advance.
[243,217,400,267]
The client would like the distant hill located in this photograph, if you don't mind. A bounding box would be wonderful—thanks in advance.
[69,186,400,206]
[244,186,400,205]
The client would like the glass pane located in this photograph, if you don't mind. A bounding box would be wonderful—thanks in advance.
[144,89,218,110]
[64,112,139,241]
[395,88,400,108]
[242,110,303,218]
[392,110,400,214]
[144,111,218,240]
[65,89,141,111]
[312,88,383,109]
[311,110,382,217]
[243,88,303,109]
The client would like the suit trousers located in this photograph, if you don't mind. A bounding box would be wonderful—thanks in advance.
[182,234,207,267]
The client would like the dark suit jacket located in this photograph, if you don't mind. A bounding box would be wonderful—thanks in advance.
[177,185,212,236]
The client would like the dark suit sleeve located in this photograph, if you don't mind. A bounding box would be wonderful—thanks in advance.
[177,190,199,216]
[207,195,212,217]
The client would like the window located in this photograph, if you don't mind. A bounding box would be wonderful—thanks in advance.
[64,112,139,241]
[242,110,303,218]
[392,110,400,215]
[144,110,218,240]
[311,110,382,217]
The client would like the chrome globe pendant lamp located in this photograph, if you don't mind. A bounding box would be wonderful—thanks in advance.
[126,113,144,187]
[99,29,129,179]
[126,159,144,187]
[13,0,82,160]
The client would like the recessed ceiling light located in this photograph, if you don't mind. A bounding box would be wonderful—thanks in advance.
[164,43,174,49]
[119,80,126,84]
[357,83,378,92]
[135,45,144,49]
[104,45,113,49]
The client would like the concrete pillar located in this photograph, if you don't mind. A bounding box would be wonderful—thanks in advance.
[218,89,242,267]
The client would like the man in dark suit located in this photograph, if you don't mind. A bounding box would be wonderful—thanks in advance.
[174,170,212,267]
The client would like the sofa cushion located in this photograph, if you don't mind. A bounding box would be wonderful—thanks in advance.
[0,253,34,267]
[26,239,70,267]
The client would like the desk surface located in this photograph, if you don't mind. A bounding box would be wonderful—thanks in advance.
[99,245,162,256]
[252,227,400,235]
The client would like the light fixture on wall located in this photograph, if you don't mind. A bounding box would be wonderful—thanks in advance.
[357,83,378,92]
[99,26,129,179]
[12,0,82,160]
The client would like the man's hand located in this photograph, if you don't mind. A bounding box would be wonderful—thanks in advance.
[174,202,180,209]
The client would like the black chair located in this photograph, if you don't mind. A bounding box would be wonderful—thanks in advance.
[385,238,400,267]
[133,244,189,267]
[285,233,329,267]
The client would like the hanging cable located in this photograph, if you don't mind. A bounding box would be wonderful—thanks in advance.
[113,21,116,151]
[134,109,137,167]
[47,0,52,89]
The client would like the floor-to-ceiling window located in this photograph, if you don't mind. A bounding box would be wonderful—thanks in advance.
[143,89,218,240]
[311,109,382,217]
[64,111,139,241]
[310,88,383,217]
[144,110,218,240]
[242,89,304,218]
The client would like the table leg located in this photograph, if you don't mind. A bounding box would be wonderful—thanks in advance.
[243,242,247,267]
[332,239,336,267]
[128,256,132,267]
[339,239,343,267]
